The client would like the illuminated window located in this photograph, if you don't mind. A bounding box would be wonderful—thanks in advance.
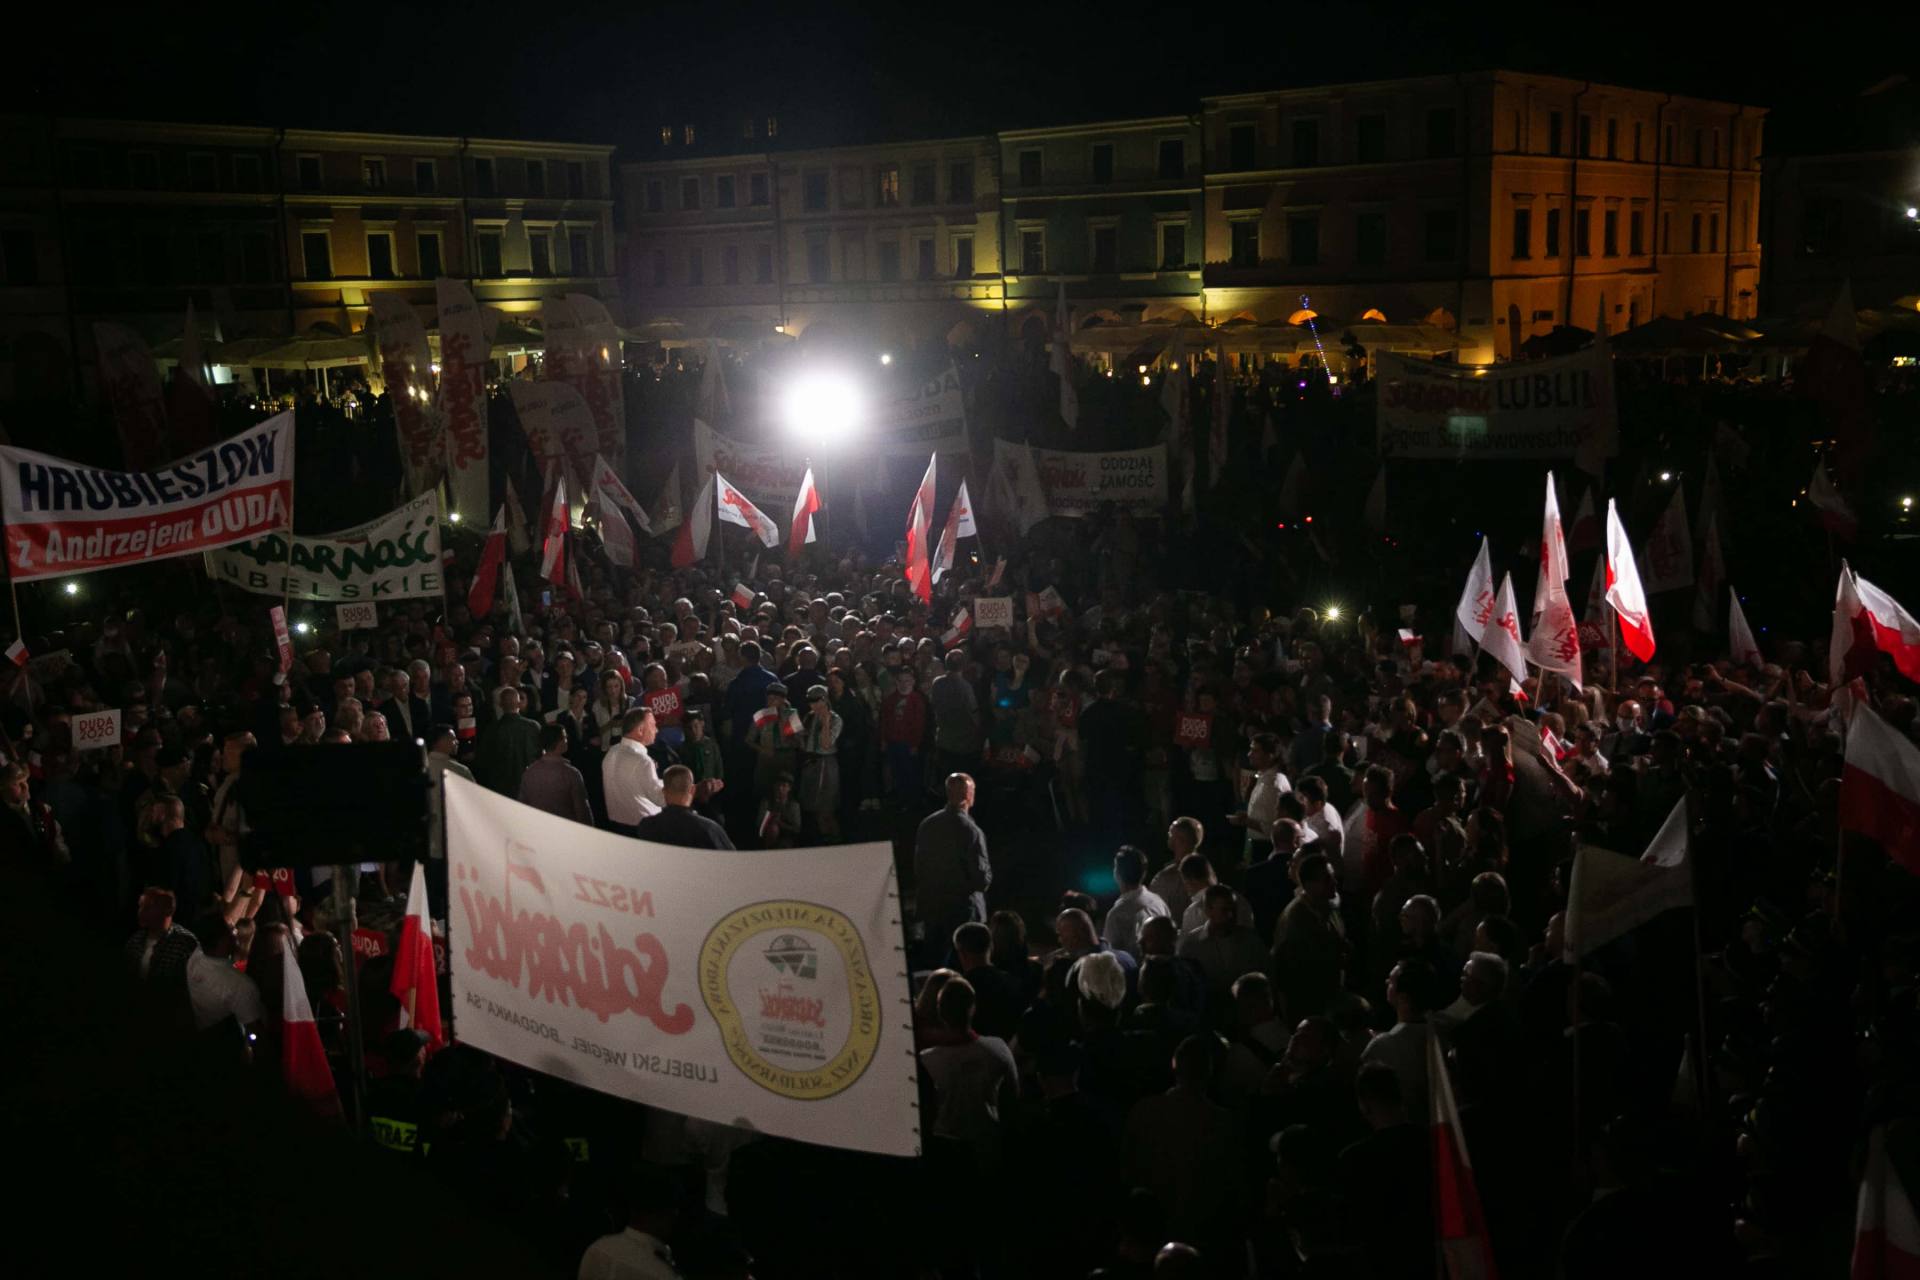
[417,231,442,279]
[363,157,386,190]
[684,125,696,146]
[660,125,671,146]
[766,117,778,138]
[876,164,900,207]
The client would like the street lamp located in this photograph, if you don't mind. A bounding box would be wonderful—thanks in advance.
[782,371,865,447]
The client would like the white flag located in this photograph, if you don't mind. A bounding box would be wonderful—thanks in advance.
[1051,283,1077,431]
[932,479,977,584]
[1728,588,1763,667]
[1640,485,1694,594]
[1529,471,1582,693]
[650,462,683,536]
[1532,471,1571,621]
[1605,500,1656,662]
[1565,800,1692,958]
[990,439,1049,536]
[715,472,779,548]
[1451,537,1494,657]
[1480,572,1529,686]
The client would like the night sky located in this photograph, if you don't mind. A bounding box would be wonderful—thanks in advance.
[13,1,1894,154]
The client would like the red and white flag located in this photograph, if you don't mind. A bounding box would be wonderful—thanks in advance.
[1809,455,1859,540]
[1841,701,1920,872]
[731,582,755,610]
[940,607,973,649]
[539,474,569,587]
[1528,474,1582,689]
[715,472,779,549]
[905,454,937,604]
[1480,572,1529,687]
[1729,589,1763,668]
[1566,486,1601,555]
[1532,472,1571,619]
[1605,499,1656,662]
[1693,511,1726,633]
[789,466,822,558]
[391,861,443,1052]
[1852,1122,1920,1280]
[933,479,977,584]
[1052,283,1078,432]
[469,505,508,617]
[1640,485,1694,595]
[1451,537,1494,658]
[4,638,26,667]
[280,933,341,1116]
[1427,1031,1498,1279]
[1833,564,1920,686]
[668,467,713,568]
[591,454,648,570]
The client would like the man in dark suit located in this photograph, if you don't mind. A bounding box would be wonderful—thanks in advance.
[377,665,433,744]
[633,766,735,849]
[1239,817,1303,945]
[1335,1063,1431,1278]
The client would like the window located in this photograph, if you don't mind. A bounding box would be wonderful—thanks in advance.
[1511,207,1532,259]
[683,125,696,146]
[949,161,973,204]
[232,154,261,190]
[724,244,740,285]
[1548,112,1564,156]
[877,240,900,281]
[298,154,322,189]
[1574,207,1591,257]
[716,174,736,208]
[681,176,700,210]
[1545,207,1562,256]
[1228,123,1256,170]
[188,153,217,190]
[1632,122,1643,161]
[952,234,973,278]
[415,159,437,193]
[477,230,503,276]
[756,244,773,283]
[526,159,545,195]
[804,170,828,211]
[1018,149,1042,186]
[1160,223,1185,269]
[743,118,756,140]
[1019,228,1044,274]
[1092,224,1118,272]
[1709,212,1719,252]
[876,164,900,207]
[130,150,161,189]
[417,231,442,279]
[660,125,671,146]
[844,238,866,281]
[766,116,778,138]
[1292,119,1319,167]
[1605,118,1618,159]
[687,247,704,285]
[1577,115,1592,157]
[1629,210,1644,255]
[806,236,829,282]
[529,232,551,277]
[651,249,667,286]
[569,232,590,275]
[1091,142,1115,183]
[362,157,387,190]
[1,230,36,285]
[568,161,586,197]
[1689,212,1702,252]
[646,180,663,213]
[1157,138,1184,179]
[367,231,394,278]
[1424,209,1457,262]
[301,230,332,278]
[911,162,936,205]
[749,172,769,206]
[1427,108,1457,158]
[239,232,271,282]
[473,157,495,195]
[1603,209,1618,256]
[916,237,936,279]
[1356,212,1387,266]
[1355,115,1387,163]
[1287,213,1318,266]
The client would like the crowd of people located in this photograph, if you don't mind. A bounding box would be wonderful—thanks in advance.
[4,335,1917,1279]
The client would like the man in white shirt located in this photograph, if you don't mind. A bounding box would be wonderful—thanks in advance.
[577,1165,683,1279]
[1228,731,1291,860]
[1297,774,1344,851]
[1360,956,1438,1123]
[184,915,265,1033]
[1175,853,1256,935]
[602,708,665,832]
[1102,845,1170,959]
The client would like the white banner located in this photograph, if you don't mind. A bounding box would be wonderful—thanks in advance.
[204,491,442,602]
[694,420,803,511]
[436,278,491,522]
[1,412,294,582]
[872,363,969,456]
[444,775,919,1156]
[1022,442,1167,516]
[370,293,444,497]
[509,380,598,465]
[71,708,122,752]
[1375,344,1618,462]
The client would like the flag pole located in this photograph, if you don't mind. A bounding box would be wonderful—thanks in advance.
[9,576,31,723]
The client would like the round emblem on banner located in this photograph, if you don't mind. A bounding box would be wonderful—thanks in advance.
[699,900,883,1101]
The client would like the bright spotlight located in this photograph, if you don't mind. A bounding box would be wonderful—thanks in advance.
[294,621,311,635]
[448,511,462,524]
[1137,364,1148,374]
[1323,605,1342,621]
[1909,207,1919,219]
[63,581,79,596]
[879,352,893,366]
[1659,471,1672,482]
[783,371,865,446]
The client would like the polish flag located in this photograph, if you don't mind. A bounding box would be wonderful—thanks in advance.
[1480,572,1529,687]
[1566,486,1601,555]
[391,861,443,1052]
[669,468,713,568]
[1832,564,1920,686]
[789,466,822,558]
[5,638,26,667]
[1841,702,1920,872]
[539,475,568,587]
[905,454,937,604]
[1728,589,1764,668]
[941,607,973,649]
[1852,1123,1920,1280]
[731,582,755,610]
[1605,500,1656,662]
[280,933,341,1116]
[468,505,508,617]
[1809,455,1859,539]
[1428,1030,1497,1279]
[1451,537,1494,659]
[715,473,780,548]
[932,479,977,584]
